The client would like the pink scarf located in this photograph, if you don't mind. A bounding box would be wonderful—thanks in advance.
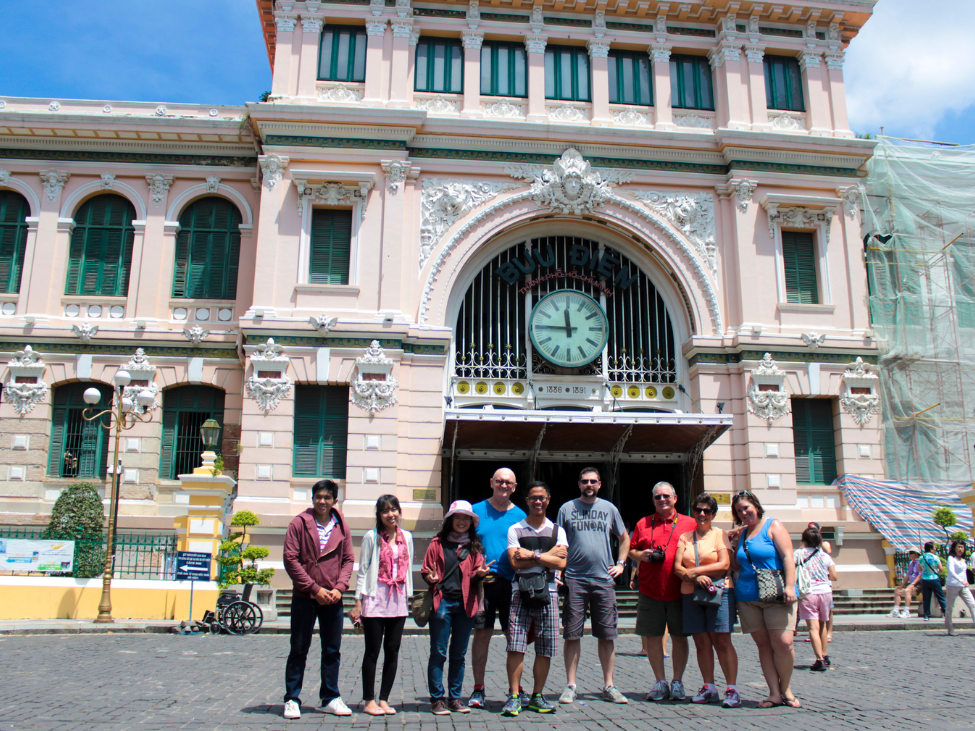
[377,529,409,588]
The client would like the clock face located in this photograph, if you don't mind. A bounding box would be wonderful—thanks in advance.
[529,290,608,368]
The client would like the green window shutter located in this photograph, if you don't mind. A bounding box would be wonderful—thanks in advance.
[0,191,30,294]
[64,195,136,297]
[782,231,819,304]
[544,45,591,101]
[480,41,527,98]
[608,51,652,106]
[159,401,178,480]
[319,27,367,82]
[49,383,111,477]
[669,54,714,110]
[309,209,352,285]
[159,386,226,479]
[293,385,349,478]
[172,198,242,300]
[415,38,464,93]
[48,387,70,475]
[764,55,804,111]
[793,399,837,485]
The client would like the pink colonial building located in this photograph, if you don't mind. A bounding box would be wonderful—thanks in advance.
[0,0,886,587]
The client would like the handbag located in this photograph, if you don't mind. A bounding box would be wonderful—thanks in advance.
[410,544,467,627]
[691,531,724,607]
[795,547,820,597]
[518,527,558,609]
[741,528,786,604]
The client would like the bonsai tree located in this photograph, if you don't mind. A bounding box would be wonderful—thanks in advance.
[43,482,105,578]
[933,506,958,544]
[217,510,274,590]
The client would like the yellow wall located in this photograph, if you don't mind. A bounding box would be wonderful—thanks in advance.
[0,578,219,620]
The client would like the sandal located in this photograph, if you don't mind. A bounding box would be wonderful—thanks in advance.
[782,697,802,709]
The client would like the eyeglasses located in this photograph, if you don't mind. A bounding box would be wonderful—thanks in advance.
[693,507,713,515]
[494,479,516,486]
[653,494,673,501]
[579,479,599,485]
[527,496,548,503]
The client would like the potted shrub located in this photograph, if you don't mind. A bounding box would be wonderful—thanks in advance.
[217,511,274,602]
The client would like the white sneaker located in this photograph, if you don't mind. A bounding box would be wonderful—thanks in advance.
[886,608,900,618]
[899,609,912,618]
[322,698,353,716]
[283,700,301,719]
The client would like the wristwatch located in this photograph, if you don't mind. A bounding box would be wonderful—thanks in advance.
[534,550,542,561]
[616,560,625,566]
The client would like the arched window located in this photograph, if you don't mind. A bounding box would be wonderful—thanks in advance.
[65,194,136,296]
[172,197,242,300]
[49,383,113,478]
[0,190,30,294]
[159,386,226,479]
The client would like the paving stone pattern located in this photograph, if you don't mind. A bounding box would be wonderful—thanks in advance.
[1,631,974,730]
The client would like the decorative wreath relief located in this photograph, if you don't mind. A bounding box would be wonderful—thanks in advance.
[245,338,292,414]
[350,340,398,414]
[747,353,790,425]
[4,346,48,416]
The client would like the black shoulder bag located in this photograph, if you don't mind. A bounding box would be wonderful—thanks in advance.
[518,527,558,609]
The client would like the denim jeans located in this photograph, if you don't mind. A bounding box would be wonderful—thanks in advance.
[921,578,947,619]
[427,597,476,701]
[284,595,344,705]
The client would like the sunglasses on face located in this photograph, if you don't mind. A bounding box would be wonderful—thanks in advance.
[580,479,599,485]
[693,507,713,515]
[653,494,673,501]
[494,480,515,486]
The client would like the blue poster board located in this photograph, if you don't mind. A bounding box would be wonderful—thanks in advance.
[175,551,211,581]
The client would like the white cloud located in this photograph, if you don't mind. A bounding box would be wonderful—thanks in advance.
[845,0,975,139]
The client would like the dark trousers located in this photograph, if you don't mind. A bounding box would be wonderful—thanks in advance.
[361,616,407,702]
[284,595,344,705]
[921,578,947,619]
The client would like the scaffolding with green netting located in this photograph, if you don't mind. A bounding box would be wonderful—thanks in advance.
[862,137,975,484]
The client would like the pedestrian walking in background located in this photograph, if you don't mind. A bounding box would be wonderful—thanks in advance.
[919,542,946,621]
[889,548,921,618]
[807,522,834,642]
[350,495,413,715]
[672,493,740,708]
[503,482,568,717]
[468,468,527,709]
[556,466,630,705]
[421,501,489,715]
[793,527,836,671]
[629,481,697,702]
[281,480,355,720]
[944,540,975,636]
[729,491,799,709]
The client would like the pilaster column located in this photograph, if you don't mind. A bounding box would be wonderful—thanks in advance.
[799,50,831,135]
[525,35,548,122]
[650,44,672,128]
[250,155,290,314]
[26,171,69,319]
[387,19,414,108]
[824,51,852,137]
[743,44,768,129]
[270,14,298,98]
[462,32,484,117]
[588,40,611,125]
[297,16,324,99]
[709,42,747,129]
[363,20,387,105]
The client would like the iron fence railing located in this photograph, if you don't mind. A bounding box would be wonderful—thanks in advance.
[0,528,179,580]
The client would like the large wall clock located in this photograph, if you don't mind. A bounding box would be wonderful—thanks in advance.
[528,289,608,368]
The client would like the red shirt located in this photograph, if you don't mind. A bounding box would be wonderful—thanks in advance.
[631,512,697,601]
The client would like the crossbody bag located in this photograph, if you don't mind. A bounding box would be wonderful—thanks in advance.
[741,527,786,604]
[691,530,725,607]
[410,544,468,627]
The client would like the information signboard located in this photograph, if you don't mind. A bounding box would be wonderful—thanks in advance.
[175,551,211,582]
[0,539,75,572]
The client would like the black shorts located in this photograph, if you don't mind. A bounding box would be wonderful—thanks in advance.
[474,575,513,633]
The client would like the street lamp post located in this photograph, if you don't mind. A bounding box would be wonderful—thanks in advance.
[84,369,156,624]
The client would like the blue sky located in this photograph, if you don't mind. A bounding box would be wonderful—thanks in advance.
[2,0,973,145]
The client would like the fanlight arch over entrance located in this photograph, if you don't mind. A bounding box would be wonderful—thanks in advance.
[448,228,683,412]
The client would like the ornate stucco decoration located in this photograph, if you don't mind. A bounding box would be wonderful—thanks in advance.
[466,1,480,29]
[731,179,756,213]
[769,112,806,131]
[294,180,371,217]
[747,353,790,425]
[183,325,210,344]
[318,84,363,103]
[3,346,48,416]
[629,191,716,276]
[260,154,289,191]
[370,0,384,16]
[100,173,116,190]
[766,205,832,247]
[382,161,411,195]
[483,100,524,118]
[245,338,292,414]
[801,332,826,348]
[416,95,459,114]
[0,169,10,187]
[612,109,651,127]
[206,176,221,193]
[145,174,174,207]
[118,348,159,414]
[593,9,606,37]
[420,179,519,270]
[39,170,70,202]
[674,113,713,129]
[72,323,98,341]
[505,148,634,217]
[310,314,338,334]
[547,104,588,123]
[840,356,880,427]
[351,340,398,413]
[836,186,861,221]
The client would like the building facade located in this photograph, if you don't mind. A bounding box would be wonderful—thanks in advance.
[0,0,887,588]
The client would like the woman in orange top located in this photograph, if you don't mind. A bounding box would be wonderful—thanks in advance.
[673,493,740,708]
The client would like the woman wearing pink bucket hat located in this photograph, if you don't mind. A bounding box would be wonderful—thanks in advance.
[422,500,491,714]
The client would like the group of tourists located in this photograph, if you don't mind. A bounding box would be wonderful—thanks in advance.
[278,472,847,719]
[889,540,975,634]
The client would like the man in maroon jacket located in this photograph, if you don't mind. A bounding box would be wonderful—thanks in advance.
[282,480,355,720]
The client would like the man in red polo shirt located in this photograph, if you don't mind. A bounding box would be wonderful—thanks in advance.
[628,481,696,702]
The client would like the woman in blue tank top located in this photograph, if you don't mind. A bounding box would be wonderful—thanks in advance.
[729,492,798,709]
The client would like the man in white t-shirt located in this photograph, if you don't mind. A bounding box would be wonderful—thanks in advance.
[502,481,568,717]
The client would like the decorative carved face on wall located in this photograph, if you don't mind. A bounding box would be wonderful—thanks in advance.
[438,184,471,216]
[562,174,582,200]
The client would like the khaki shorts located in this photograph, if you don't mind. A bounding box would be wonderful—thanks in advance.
[737,600,796,634]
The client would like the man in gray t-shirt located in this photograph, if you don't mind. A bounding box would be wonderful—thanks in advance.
[554,467,630,705]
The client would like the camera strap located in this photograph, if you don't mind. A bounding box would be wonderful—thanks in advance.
[650,514,678,552]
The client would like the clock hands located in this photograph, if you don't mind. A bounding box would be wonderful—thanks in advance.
[563,307,577,338]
